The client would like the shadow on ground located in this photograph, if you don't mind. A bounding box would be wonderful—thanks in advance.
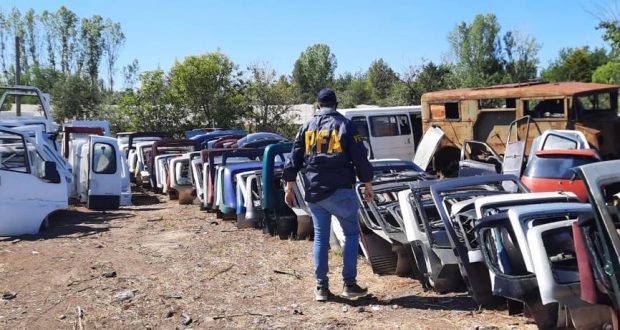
[326,292,480,312]
[0,209,135,241]
[132,193,161,206]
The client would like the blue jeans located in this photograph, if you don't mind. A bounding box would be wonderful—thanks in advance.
[307,188,360,288]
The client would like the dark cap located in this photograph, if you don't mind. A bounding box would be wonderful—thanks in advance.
[317,88,337,104]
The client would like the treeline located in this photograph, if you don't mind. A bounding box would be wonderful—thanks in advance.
[0,6,128,121]
[0,6,125,89]
[4,8,620,137]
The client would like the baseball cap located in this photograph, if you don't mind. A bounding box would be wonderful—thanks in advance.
[317,88,337,104]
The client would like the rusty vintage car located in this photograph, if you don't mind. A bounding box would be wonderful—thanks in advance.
[420,81,620,175]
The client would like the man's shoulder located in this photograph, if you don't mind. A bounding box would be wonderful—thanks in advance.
[318,112,349,124]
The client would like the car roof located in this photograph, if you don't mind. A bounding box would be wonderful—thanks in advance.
[422,81,619,102]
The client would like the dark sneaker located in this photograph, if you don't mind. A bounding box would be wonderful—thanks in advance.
[342,283,368,298]
[315,286,330,301]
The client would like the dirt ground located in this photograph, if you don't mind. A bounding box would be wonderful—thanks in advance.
[0,190,537,330]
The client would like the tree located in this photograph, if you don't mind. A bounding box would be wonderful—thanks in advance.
[503,30,540,82]
[598,20,620,57]
[9,8,30,74]
[592,61,620,84]
[118,69,191,134]
[448,13,504,87]
[22,65,65,94]
[102,18,125,91]
[24,9,39,67]
[389,62,453,106]
[52,74,100,121]
[122,59,140,90]
[292,44,337,102]
[448,13,539,87]
[367,58,398,101]
[80,15,105,85]
[345,76,373,107]
[39,10,58,68]
[170,51,246,128]
[333,72,373,108]
[416,62,453,94]
[541,47,609,82]
[56,6,78,74]
[0,10,9,81]
[246,63,298,136]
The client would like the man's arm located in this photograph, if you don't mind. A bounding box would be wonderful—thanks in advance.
[345,122,373,183]
[282,125,306,182]
[345,122,374,202]
[283,126,306,206]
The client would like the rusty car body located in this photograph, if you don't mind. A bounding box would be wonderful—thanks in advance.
[420,82,620,174]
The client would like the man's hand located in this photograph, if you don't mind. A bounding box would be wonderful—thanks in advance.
[284,181,296,207]
[285,190,296,207]
[363,182,375,203]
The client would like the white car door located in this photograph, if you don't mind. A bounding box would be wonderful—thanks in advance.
[527,220,580,305]
[87,136,122,210]
[0,128,67,236]
[412,126,445,171]
[119,151,132,206]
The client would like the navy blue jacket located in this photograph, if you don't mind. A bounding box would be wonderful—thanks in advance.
[282,107,373,202]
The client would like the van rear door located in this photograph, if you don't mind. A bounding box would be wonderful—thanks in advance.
[368,114,414,160]
[87,136,122,210]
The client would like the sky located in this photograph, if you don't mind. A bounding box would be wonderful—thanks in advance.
[3,0,616,83]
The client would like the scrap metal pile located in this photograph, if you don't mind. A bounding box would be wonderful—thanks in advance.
[2,84,620,329]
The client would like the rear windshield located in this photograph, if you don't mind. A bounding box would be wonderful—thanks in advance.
[524,154,598,179]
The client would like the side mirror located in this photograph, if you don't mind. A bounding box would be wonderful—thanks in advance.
[41,161,61,183]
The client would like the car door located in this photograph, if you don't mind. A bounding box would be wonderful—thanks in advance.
[576,160,620,311]
[412,126,445,171]
[458,140,502,177]
[87,136,122,210]
[527,219,581,305]
[0,128,67,235]
[502,116,531,178]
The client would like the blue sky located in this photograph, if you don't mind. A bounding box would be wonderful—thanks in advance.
[4,0,613,81]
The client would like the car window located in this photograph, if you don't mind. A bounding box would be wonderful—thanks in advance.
[0,130,29,173]
[398,115,411,135]
[92,142,117,174]
[577,92,613,112]
[351,116,369,138]
[542,134,578,150]
[524,98,565,119]
[524,155,598,179]
[370,116,399,137]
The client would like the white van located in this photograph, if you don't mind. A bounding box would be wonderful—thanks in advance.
[337,106,422,160]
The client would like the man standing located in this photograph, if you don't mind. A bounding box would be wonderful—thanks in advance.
[282,88,375,301]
